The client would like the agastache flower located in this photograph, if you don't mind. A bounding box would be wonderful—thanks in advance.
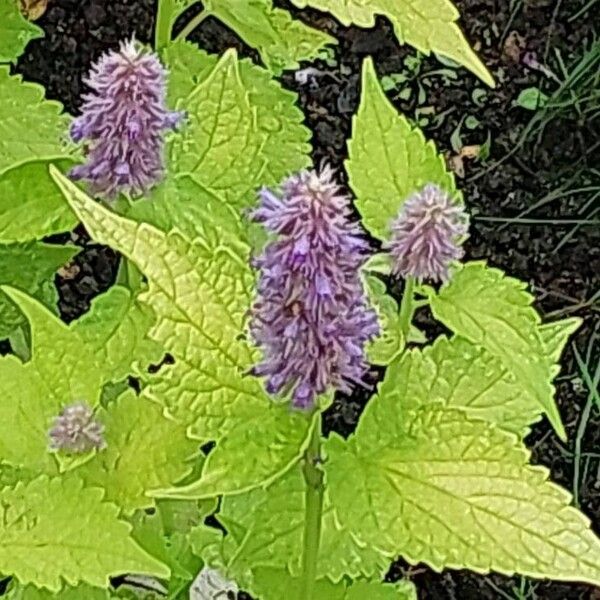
[69,39,185,198]
[48,402,106,453]
[387,183,469,282]
[249,166,379,410]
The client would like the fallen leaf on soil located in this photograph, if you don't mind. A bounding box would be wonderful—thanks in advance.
[447,145,482,178]
[503,31,526,63]
[19,0,48,21]
[58,262,80,280]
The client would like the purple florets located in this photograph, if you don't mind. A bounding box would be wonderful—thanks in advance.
[387,184,469,282]
[69,39,185,198]
[249,166,379,410]
[49,402,106,454]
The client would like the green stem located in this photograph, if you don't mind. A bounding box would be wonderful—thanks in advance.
[299,415,324,600]
[154,0,176,51]
[175,10,211,42]
[398,276,416,340]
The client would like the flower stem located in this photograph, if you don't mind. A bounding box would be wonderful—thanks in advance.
[175,10,211,42]
[154,0,176,51]
[299,415,324,600]
[398,276,416,340]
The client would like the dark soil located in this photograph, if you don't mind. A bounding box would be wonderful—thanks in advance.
[13,0,600,598]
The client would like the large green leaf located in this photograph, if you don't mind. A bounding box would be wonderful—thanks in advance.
[0,287,103,472]
[77,390,198,514]
[0,241,78,339]
[0,475,168,591]
[52,167,312,498]
[326,405,600,585]
[71,285,163,383]
[6,584,111,599]
[0,0,43,63]
[539,316,582,370]
[428,261,565,439]
[289,0,493,85]
[205,0,334,74]
[347,58,460,241]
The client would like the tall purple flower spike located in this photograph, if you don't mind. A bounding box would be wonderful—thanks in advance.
[69,39,185,198]
[388,183,469,283]
[249,166,380,410]
[49,402,106,454]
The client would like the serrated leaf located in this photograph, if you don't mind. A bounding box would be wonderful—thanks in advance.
[326,405,600,585]
[6,584,112,599]
[205,0,335,75]
[76,390,198,513]
[0,475,168,591]
[0,241,78,339]
[380,335,545,436]
[539,316,582,366]
[0,68,73,177]
[289,0,493,85]
[0,160,78,242]
[0,0,43,63]
[71,285,163,383]
[51,167,312,498]
[428,261,565,439]
[364,274,404,365]
[347,58,461,241]
[0,287,102,472]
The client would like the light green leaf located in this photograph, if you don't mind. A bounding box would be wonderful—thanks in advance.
[6,584,111,599]
[428,261,565,439]
[289,0,493,85]
[345,580,417,600]
[380,335,546,436]
[71,285,163,383]
[326,405,600,585]
[51,167,312,498]
[0,0,43,63]
[0,160,78,242]
[0,475,169,591]
[0,241,78,339]
[539,317,582,367]
[347,58,461,240]
[76,390,198,513]
[364,274,404,365]
[0,68,73,177]
[205,0,335,74]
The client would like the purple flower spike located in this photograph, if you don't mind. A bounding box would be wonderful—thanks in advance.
[249,166,379,410]
[387,184,469,283]
[69,39,184,198]
[49,402,106,454]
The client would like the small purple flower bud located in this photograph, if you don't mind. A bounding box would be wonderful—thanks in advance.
[68,39,184,199]
[248,166,380,410]
[387,184,469,282]
[48,402,106,454]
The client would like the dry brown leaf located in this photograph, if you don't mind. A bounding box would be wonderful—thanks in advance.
[19,0,49,21]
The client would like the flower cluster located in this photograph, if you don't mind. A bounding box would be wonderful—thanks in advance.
[387,183,469,282]
[249,167,379,409]
[48,402,106,454]
[69,39,184,198]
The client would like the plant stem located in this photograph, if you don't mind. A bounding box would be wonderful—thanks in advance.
[154,0,176,51]
[398,276,416,340]
[175,10,211,42]
[299,415,324,600]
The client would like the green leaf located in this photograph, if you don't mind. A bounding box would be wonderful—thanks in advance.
[364,274,405,365]
[289,0,493,86]
[539,317,582,368]
[204,0,335,75]
[123,42,310,241]
[0,68,73,177]
[0,160,78,242]
[76,390,198,514]
[380,335,547,436]
[326,405,600,586]
[51,167,312,498]
[0,287,102,472]
[0,0,43,63]
[347,58,461,241]
[428,261,565,439]
[345,580,417,600]
[0,241,78,339]
[0,475,168,591]
[515,87,548,110]
[6,584,112,599]
[191,463,386,585]
[71,285,163,383]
